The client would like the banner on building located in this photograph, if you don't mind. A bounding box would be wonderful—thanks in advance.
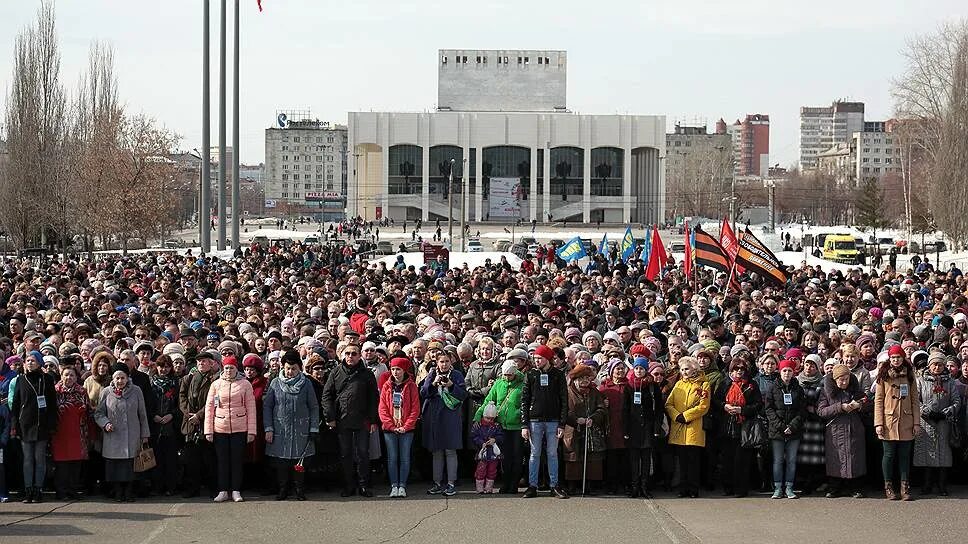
[488,177,522,218]
[264,199,277,209]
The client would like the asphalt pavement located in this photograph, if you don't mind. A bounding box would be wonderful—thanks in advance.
[2,485,967,544]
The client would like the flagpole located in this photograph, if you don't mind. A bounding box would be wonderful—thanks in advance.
[726,260,737,294]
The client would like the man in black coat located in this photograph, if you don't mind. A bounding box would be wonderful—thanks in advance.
[520,345,569,499]
[322,345,378,497]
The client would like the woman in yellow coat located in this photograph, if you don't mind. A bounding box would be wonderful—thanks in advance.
[665,356,711,498]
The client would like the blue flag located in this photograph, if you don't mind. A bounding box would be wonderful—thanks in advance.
[556,236,588,263]
[621,226,634,262]
[641,227,652,265]
[598,233,608,256]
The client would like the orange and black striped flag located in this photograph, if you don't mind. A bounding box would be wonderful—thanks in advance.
[735,228,788,287]
[693,225,730,273]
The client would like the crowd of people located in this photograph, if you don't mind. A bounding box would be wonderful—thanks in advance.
[1,226,967,506]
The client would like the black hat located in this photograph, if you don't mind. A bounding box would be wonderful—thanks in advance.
[267,330,283,342]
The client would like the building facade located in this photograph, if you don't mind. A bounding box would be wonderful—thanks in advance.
[664,123,732,221]
[816,120,903,188]
[264,115,348,220]
[347,49,666,225]
[799,101,864,171]
[738,114,770,177]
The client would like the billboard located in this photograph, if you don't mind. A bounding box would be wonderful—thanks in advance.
[264,199,277,209]
[488,177,521,218]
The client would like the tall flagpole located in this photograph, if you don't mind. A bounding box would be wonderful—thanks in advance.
[201,0,211,253]
[217,0,228,250]
[231,0,241,250]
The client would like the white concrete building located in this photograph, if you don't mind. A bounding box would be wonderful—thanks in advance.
[264,114,348,220]
[347,49,666,224]
[852,121,902,184]
[799,101,864,171]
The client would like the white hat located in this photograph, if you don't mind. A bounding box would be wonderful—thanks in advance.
[482,402,498,419]
[501,360,517,375]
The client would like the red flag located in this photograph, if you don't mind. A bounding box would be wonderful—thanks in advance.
[720,217,739,261]
[645,225,667,281]
[257,0,263,11]
[683,222,693,278]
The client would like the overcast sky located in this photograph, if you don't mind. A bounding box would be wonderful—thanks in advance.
[1,0,965,168]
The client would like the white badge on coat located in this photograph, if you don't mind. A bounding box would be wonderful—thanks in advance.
[214,394,221,408]
[633,391,643,405]
[392,392,403,407]
[899,384,909,398]
[36,395,47,410]
[783,393,793,406]
[540,374,549,387]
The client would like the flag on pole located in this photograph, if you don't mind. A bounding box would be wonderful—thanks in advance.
[683,222,693,278]
[734,227,788,286]
[556,236,588,263]
[693,225,730,272]
[644,225,667,280]
[257,0,263,11]
[620,226,635,262]
[720,216,740,262]
[598,232,608,256]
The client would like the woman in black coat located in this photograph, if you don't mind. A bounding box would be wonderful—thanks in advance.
[765,360,807,499]
[622,361,664,497]
[713,360,762,498]
[10,351,58,503]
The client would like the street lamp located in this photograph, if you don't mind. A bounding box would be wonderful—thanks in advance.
[447,158,455,250]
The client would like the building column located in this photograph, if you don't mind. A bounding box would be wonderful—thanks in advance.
[347,142,357,218]
[475,147,483,222]
[583,146,591,223]
[421,145,430,222]
[529,149,538,222]
[542,146,551,222]
[623,146,632,223]
[379,145,389,222]
[657,153,665,225]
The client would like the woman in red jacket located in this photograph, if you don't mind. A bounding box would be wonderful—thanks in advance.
[51,367,91,500]
[378,356,420,498]
[205,356,257,503]
[598,359,630,495]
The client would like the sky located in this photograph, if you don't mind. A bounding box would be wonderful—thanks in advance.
[1,0,966,168]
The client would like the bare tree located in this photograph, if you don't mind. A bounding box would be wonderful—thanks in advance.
[930,34,968,249]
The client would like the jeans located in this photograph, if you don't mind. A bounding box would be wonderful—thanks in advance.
[771,438,800,484]
[22,439,47,489]
[213,432,246,491]
[432,449,457,485]
[383,431,414,487]
[527,421,559,488]
[882,440,913,481]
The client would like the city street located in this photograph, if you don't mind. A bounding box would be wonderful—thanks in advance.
[3,486,967,544]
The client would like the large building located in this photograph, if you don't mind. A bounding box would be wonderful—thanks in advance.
[799,101,865,171]
[817,120,903,187]
[264,114,348,220]
[347,49,666,224]
[665,123,732,220]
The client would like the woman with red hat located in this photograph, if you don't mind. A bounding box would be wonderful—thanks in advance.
[204,355,257,503]
[242,353,269,494]
[875,345,920,501]
[765,359,807,499]
[378,356,420,498]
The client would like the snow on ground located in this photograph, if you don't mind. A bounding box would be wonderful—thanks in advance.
[371,251,522,270]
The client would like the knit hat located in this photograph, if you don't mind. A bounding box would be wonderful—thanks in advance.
[222,355,239,368]
[804,354,822,368]
[926,352,945,366]
[568,364,596,381]
[533,344,555,362]
[730,344,750,357]
[111,361,130,375]
[501,360,517,375]
[728,360,748,374]
[855,333,876,350]
[389,356,413,374]
[603,331,621,344]
[582,331,602,344]
[482,402,498,419]
[564,327,582,340]
[831,364,851,380]
[784,348,804,360]
[630,344,652,359]
[507,348,529,360]
[632,356,649,369]
[778,359,797,372]
[701,339,721,354]
[648,361,665,374]
[887,345,905,358]
[242,353,264,369]
[643,336,661,355]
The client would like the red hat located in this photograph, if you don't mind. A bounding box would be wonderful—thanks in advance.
[222,355,239,368]
[777,359,797,372]
[533,344,555,362]
[389,356,413,374]
[242,353,264,370]
[630,344,653,359]
[888,345,905,358]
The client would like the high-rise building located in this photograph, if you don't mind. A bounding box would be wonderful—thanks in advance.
[738,114,770,177]
[264,113,348,220]
[800,101,864,171]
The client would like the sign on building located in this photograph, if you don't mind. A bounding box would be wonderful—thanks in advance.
[488,177,521,218]
[264,199,277,209]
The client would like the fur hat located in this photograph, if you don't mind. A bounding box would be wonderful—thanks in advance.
[831,364,851,380]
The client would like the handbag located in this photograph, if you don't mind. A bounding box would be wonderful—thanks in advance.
[440,389,462,410]
[134,445,157,473]
[740,416,768,450]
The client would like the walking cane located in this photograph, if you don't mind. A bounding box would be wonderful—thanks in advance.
[582,423,589,496]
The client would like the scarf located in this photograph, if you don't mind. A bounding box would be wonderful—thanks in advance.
[113,384,126,397]
[626,368,648,389]
[796,371,823,388]
[725,379,748,423]
[151,374,179,401]
[279,371,306,395]
[55,381,88,411]
[887,367,909,380]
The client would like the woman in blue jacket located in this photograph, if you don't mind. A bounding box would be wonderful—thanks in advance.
[420,351,467,497]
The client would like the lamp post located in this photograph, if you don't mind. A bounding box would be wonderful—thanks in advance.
[200,0,211,253]
[460,158,467,251]
[447,158,455,250]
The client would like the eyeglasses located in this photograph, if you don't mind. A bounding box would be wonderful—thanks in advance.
[363,348,374,352]
[344,351,360,356]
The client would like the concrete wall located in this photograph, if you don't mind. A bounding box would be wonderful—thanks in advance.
[438,50,566,112]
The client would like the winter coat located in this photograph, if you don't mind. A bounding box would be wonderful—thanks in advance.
[914,373,961,467]
[179,369,216,438]
[796,373,826,465]
[598,379,629,449]
[564,384,608,458]
[0,401,10,450]
[464,357,501,448]
[817,374,868,479]
[874,370,921,442]
[150,375,181,439]
[765,378,808,440]
[50,382,91,462]
[94,385,150,460]
[10,369,58,442]
[246,375,268,462]
[474,371,524,431]
[204,377,257,436]
[521,365,568,425]
[665,374,711,447]
[263,373,320,459]
[471,419,504,461]
[712,378,763,441]
[622,378,664,449]
[754,372,777,406]
[321,361,378,430]
[419,368,467,451]
[378,377,420,432]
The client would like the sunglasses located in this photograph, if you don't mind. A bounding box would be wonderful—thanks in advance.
[344,351,360,356]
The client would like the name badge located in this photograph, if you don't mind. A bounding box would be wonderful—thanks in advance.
[36,395,47,410]
[783,393,793,406]
[633,391,643,405]
[392,392,403,407]
[899,384,909,398]
[214,394,221,408]
[540,374,549,387]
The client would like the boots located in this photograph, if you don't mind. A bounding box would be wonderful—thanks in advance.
[276,464,290,501]
[771,482,783,499]
[884,480,898,500]
[114,483,124,503]
[938,469,949,496]
[484,479,496,494]
[900,481,912,501]
[22,487,34,504]
[293,471,306,501]
[920,469,934,495]
[475,479,486,494]
[33,487,43,503]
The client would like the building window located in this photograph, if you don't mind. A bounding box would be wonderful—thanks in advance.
[294,137,300,142]
[316,155,323,161]
[885,158,893,164]
[885,138,893,144]
[524,56,529,64]
[316,137,323,143]
[294,156,299,162]
[873,158,880,163]
[282,145,288,151]
[282,155,289,161]
[283,165,289,170]
[441,55,447,64]
[304,184,311,190]
[482,56,487,64]
[281,192,288,198]
[545,56,550,64]
[293,174,299,180]
[538,57,543,65]
[863,148,869,153]
[862,158,869,163]
[328,137,333,143]
[282,175,288,181]
[327,174,334,180]
[304,165,311,171]
[326,182,334,190]
[316,174,322,181]
[462,55,467,63]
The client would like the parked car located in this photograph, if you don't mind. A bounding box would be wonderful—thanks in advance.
[493,239,512,252]
[402,241,422,252]
[467,239,483,252]
[520,236,537,247]
[304,234,320,245]
[527,243,540,255]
